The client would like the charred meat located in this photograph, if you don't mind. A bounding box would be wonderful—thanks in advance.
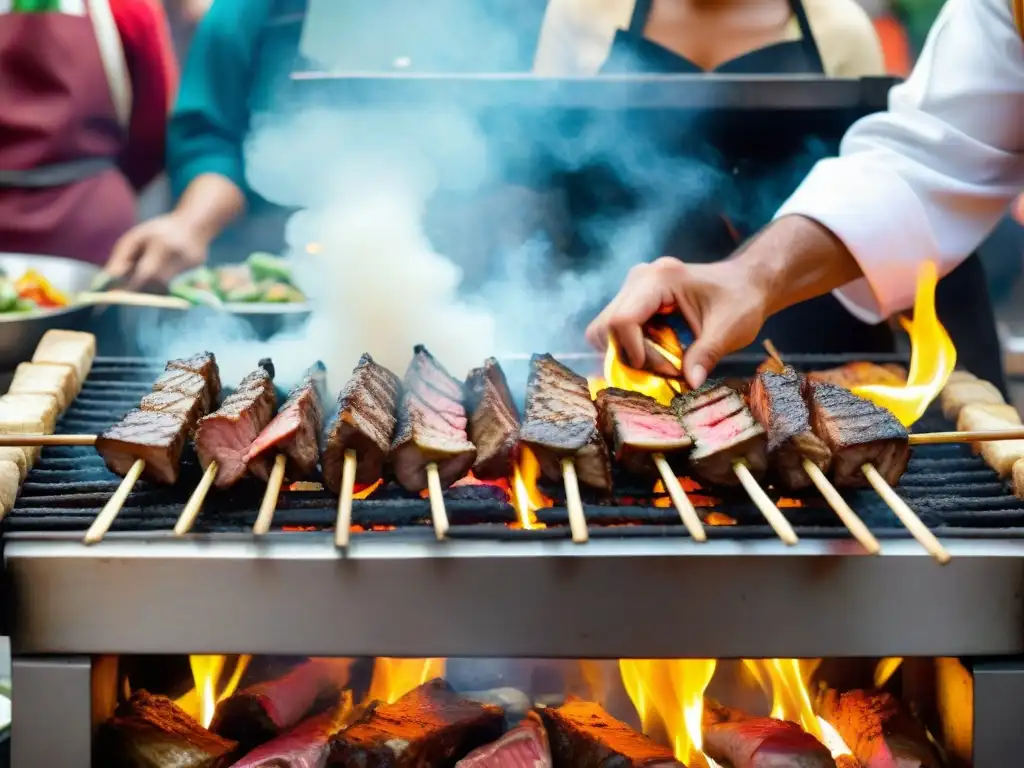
[465,358,520,480]
[139,389,206,433]
[806,381,910,488]
[519,354,612,492]
[167,352,222,404]
[326,679,504,767]
[390,346,477,492]
[671,380,767,486]
[748,367,831,490]
[153,368,215,412]
[595,387,691,476]
[195,366,278,488]
[820,689,939,768]
[322,354,402,492]
[95,409,190,485]
[456,712,551,768]
[539,697,683,767]
[703,703,835,768]
[246,362,328,482]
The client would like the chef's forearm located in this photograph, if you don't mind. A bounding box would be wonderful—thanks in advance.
[173,173,246,243]
[734,215,864,318]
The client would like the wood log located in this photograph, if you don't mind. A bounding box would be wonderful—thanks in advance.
[702,702,836,768]
[820,689,940,768]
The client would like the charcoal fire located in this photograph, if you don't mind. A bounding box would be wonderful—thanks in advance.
[455,711,551,768]
[702,701,836,768]
[229,695,354,768]
[820,689,940,768]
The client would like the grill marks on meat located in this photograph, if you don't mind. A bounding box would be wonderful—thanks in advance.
[465,358,520,480]
[702,703,836,768]
[539,698,683,767]
[520,354,612,492]
[595,387,691,476]
[672,381,767,486]
[153,369,215,412]
[139,389,206,433]
[246,362,328,482]
[168,352,222,404]
[455,712,551,768]
[820,690,939,768]
[806,382,910,488]
[196,367,278,488]
[390,346,477,492]
[322,354,402,492]
[96,410,190,484]
[748,368,831,490]
[326,679,504,767]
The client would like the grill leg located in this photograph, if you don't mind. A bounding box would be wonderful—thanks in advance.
[973,660,1024,766]
[11,656,92,768]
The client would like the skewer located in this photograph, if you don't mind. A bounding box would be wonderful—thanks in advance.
[801,458,880,555]
[560,457,590,544]
[763,339,785,367]
[425,462,449,540]
[253,454,287,536]
[334,449,358,548]
[909,428,1024,445]
[732,460,798,545]
[652,453,706,542]
[0,434,96,447]
[174,461,218,536]
[84,458,145,544]
[862,463,950,564]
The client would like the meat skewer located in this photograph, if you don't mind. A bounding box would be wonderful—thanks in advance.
[322,353,402,548]
[595,386,705,541]
[464,357,520,481]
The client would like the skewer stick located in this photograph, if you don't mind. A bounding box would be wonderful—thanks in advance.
[253,454,287,536]
[909,428,1024,445]
[652,453,706,542]
[862,463,950,565]
[560,457,589,544]
[425,462,449,540]
[335,449,358,548]
[175,461,218,536]
[732,460,798,545]
[0,434,96,447]
[84,458,145,544]
[801,458,880,555]
[763,339,785,367]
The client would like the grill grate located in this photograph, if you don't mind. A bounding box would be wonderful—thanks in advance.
[6,357,1024,540]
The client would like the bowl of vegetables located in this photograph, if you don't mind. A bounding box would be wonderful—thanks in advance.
[169,252,310,314]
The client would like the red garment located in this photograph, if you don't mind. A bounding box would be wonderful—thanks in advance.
[0,0,176,265]
[872,14,911,78]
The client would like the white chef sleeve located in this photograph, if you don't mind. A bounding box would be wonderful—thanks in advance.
[775,0,1024,323]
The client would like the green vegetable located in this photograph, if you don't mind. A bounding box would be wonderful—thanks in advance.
[11,299,36,313]
[261,282,305,303]
[0,278,18,312]
[247,252,293,284]
[223,283,265,303]
[169,282,223,308]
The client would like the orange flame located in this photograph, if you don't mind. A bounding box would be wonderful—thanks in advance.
[511,445,549,529]
[874,657,904,688]
[589,341,682,406]
[365,658,445,705]
[354,479,383,500]
[175,655,251,729]
[852,261,956,426]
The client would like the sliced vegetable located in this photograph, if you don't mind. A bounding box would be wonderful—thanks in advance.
[168,282,223,308]
[0,278,19,312]
[246,252,293,284]
[15,269,68,308]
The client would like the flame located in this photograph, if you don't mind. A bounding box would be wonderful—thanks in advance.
[936,657,973,761]
[852,261,956,426]
[175,655,251,729]
[817,716,856,760]
[619,659,717,763]
[589,342,681,406]
[874,657,904,688]
[511,446,549,529]
[365,658,445,705]
[355,479,383,500]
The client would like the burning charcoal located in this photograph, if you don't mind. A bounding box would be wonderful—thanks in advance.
[212,658,353,752]
[95,409,190,485]
[140,390,206,433]
[168,352,223,405]
[671,380,768,486]
[820,689,939,768]
[465,358,520,480]
[538,697,683,767]
[195,368,278,488]
[595,387,692,476]
[702,702,836,768]
[246,362,329,482]
[463,688,533,725]
[748,367,831,491]
[456,711,551,767]
[97,690,237,768]
[390,346,477,492]
[519,354,612,492]
[322,354,402,492]
[809,362,907,390]
[326,679,504,767]
[230,695,354,768]
[805,381,910,488]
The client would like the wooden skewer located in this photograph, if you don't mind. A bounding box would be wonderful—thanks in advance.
[862,463,950,564]
[652,453,706,542]
[560,457,590,544]
[732,460,798,545]
[84,458,145,544]
[0,434,96,447]
[763,339,784,366]
[253,454,287,536]
[425,461,449,540]
[801,458,880,555]
[909,428,1024,445]
[174,461,218,536]
[335,449,358,549]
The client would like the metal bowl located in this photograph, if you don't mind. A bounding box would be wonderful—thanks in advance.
[0,253,101,370]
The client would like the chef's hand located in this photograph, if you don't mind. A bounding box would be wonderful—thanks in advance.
[105,214,209,292]
[586,257,769,388]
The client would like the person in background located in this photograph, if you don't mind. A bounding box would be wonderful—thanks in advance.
[0,0,176,266]
[857,0,911,76]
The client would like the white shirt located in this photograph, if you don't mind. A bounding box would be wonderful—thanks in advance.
[776,0,1024,323]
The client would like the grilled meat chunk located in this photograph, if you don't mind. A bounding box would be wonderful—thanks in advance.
[167,352,222,404]
[703,703,835,768]
[153,368,215,412]
[519,354,612,492]
[247,362,328,482]
[539,698,683,767]
[322,354,402,492]
[139,390,206,433]
[595,387,691,476]
[456,712,551,768]
[672,380,767,486]
[465,358,520,480]
[390,346,477,492]
[806,381,910,488]
[326,679,504,767]
[195,367,278,488]
[820,690,939,768]
[96,409,189,485]
[748,367,831,490]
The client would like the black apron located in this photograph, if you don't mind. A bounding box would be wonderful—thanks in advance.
[597,0,1006,390]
